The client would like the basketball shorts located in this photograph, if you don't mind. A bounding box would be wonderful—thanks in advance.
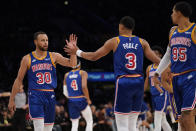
[114,76,144,114]
[28,90,56,125]
[68,99,88,119]
[152,92,168,112]
[172,71,196,115]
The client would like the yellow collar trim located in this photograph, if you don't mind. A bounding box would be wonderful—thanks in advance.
[121,35,135,37]
[177,23,194,33]
[32,51,47,60]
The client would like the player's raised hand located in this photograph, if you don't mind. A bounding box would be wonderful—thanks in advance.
[67,34,77,46]
[64,34,79,55]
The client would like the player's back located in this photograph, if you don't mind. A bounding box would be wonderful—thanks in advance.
[113,35,144,78]
[27,51,57,90]
[170,23,196,73]
[66,69,85,101]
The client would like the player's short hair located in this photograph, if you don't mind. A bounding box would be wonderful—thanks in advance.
[34,31,47,40]
[120,16,135,31]
[174,1,192,18]
[152,45,164,56]
[73,59,81,69]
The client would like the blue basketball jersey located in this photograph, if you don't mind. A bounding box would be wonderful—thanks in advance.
[149,64,165,95]
[170,23,196,73]
[66,70,85,101]
[27,51,57,90]
[113,35,144,78]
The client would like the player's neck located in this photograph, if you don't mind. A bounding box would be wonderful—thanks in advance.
[177,18,191,30]
[121,30,133,37]
[34,49,47,58]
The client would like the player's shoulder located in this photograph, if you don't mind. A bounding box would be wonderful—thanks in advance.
[79,70,88,75]
[23,54,31,62]
[169,26,177,34]
[146,64,152,71]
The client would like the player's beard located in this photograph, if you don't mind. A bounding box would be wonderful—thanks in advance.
[38,45,48,51]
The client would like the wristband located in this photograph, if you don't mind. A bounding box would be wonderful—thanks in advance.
[76,50,82,57]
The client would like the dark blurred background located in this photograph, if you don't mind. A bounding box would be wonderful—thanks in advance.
[0,0,196,130]
[0,0,196,99]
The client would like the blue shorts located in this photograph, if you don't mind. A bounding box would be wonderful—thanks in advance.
[68,99,88,119]
[114,76,144,114]
[28,90,56,124]
[152,92,168,112]
[172,71,196,115]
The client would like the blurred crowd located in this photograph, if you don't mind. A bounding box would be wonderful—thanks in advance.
[0,91,179,131]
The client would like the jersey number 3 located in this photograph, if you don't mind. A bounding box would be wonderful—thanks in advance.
[125,53,136,70]
[71,80,78,91]
[36,72,52,84]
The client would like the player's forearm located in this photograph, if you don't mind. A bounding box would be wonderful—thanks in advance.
[144,81,149,91]
[81,52,99,61]
[9,79,21,101]
[69,55,77,68]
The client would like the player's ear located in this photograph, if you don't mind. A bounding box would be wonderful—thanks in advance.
[34,39,37,45]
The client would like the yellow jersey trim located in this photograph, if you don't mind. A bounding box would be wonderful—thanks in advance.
[121,35,135,37]
[32,51,47,60]
[69,95,85,98]
[177,23,194,33]
[152,64,158,69]
[118,74,142,79]
[72,68,80,72]
[32,89,54,92]
[79,70,82,75]
[49,52,56,68]
[169,26,177,40]
[116,37,120,44]
[172,69,196,77]
[191,25,196,44]
[27,54,31,70]
[139,38,143,44]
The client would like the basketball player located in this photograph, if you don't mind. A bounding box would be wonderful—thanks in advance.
[64,16,160,131]
[144,46,172,131]
[8,32,77,131]
[153,2,196,131]
[63,60,93,131]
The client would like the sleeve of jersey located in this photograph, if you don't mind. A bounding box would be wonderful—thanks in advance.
[155,46,171,75]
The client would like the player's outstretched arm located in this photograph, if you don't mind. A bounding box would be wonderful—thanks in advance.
[52,52,77,68]
[81,70,91,105]
[144,66,150,91]
[64,38,116,61]
[142,39,161,65]
[8,55,29,112]
[52,34,77,68]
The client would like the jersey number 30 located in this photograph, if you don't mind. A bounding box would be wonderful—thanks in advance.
[125,53,136,70]
[36,72,52,84]
[71,80,78,91]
